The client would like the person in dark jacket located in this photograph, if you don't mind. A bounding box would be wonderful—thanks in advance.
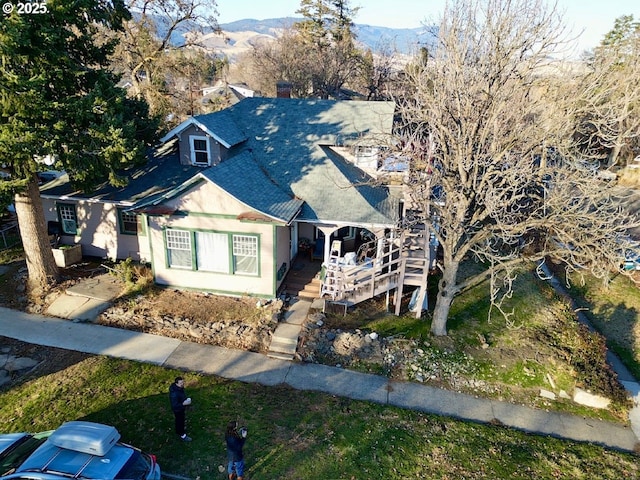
[169,376,192,441]
[225,420,247,480]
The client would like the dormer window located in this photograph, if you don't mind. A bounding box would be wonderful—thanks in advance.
[354,145,381,170]
[190,136,210,166]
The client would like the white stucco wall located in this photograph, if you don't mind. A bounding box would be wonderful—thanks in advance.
[147,180,280,297]
[41,197,149,262]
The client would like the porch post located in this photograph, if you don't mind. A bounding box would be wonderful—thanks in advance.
[318,226,335,263]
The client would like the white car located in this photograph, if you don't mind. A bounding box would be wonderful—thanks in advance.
[0,421,161,480]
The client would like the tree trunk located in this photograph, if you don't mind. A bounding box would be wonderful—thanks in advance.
[14,176,60,296]
[431,260,460,336]
[607,142,622,168]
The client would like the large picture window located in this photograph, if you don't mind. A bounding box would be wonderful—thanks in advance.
[190,136,210,166]
[196,231,229,273]
[166,229,192,269]
[165,229,258,275]
[57,204,78,235]
[233,235,258,275]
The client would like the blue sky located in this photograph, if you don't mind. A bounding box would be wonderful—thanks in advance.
[214,0,639,52]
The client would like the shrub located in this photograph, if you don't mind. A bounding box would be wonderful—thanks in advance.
[534,303,631,406]
[110,258,153,294]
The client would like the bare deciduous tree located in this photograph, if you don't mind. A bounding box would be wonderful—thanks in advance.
[111,0,218,120]
[243,0,367,99]
[573,15,640,167]
[395,0,640,336]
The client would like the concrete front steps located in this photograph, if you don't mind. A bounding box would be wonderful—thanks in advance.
[267,299,313,361]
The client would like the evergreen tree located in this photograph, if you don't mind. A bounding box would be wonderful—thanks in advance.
[0,0,157,295]
[291,0,362,98]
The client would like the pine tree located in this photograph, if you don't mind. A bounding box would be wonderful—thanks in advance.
[0,0,156,295]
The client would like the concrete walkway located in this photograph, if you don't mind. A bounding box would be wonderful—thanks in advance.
[0,306,638,453]
[267,298,313,360]
[45,274,122,322]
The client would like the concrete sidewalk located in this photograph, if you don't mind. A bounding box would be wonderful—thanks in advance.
[0,306,638,453]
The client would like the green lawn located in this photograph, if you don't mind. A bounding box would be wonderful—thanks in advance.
[330,265,631,422]
[2,248,640,477]
[1,355,638,479]
[560,269,640,379]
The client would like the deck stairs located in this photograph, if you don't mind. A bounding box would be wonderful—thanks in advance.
[394,226,430,316]
[320,228,431,315]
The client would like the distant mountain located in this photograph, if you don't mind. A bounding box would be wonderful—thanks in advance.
[219,17,299,34]
[151,16,433,60]
[217,17,432,55]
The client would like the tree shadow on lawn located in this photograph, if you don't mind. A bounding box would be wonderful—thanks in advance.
[579,298,640,376]
[4,352,637,479]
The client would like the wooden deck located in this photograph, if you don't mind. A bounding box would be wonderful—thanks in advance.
[319,229,431,316]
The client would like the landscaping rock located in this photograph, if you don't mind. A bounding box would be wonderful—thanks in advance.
[573,387,611,409]
[4,355,38,371]
[97,297,283,354]
[539,389,556,400]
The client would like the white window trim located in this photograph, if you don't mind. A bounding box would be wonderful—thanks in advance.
[190,135,211,166]
[166,229,193,269]
[58,203,78,235]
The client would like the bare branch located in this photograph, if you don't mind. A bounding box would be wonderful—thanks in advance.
[394,0,640,336]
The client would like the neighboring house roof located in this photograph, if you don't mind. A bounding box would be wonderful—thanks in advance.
[173,98,399,226]
[160,110,246,148]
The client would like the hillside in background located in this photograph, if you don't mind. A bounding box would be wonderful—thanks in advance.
[187,17,431,60]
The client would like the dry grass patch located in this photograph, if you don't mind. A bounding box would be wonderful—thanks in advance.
[117,287,268,324]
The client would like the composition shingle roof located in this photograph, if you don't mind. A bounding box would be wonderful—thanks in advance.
[199,151,303,222]
[39,142,201,206]
[43,98,400,227]
[160,110,246,148]
[215,98,399,226]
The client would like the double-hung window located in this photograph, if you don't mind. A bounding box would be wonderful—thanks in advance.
[233,235,258,275]
[166,229,192,269]
[190,136,210,166]
[57,204,78,235]
[118,209,143,235]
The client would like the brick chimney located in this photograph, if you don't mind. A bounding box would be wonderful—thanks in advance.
[276,81,292,98]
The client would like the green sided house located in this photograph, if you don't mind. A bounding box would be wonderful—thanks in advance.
[40,98,429,306]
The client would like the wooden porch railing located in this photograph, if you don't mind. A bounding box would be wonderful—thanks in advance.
[321,232,430,315]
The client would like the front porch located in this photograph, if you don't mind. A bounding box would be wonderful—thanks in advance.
[284,221,432,317]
